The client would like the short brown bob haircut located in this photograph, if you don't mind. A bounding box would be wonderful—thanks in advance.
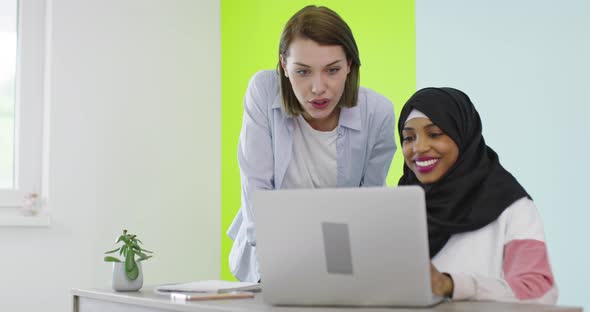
[277,5,361,116]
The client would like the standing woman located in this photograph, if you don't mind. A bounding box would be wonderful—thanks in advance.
[399,87,557,303]
[227,5,396,282]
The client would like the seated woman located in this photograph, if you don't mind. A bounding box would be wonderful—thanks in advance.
[398,87,557,303]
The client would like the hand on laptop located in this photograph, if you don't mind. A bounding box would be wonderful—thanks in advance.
[430,263,454,298]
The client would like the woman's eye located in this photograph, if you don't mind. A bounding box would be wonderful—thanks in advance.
[296,69,310,76]
[429,132,443,138]
[402,136,414,142]
[327,67,340,74]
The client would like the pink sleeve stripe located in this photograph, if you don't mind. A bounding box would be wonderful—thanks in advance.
[503,239,555,300]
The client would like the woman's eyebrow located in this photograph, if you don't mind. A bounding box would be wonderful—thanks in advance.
[324,60,345,66]
[403,124,439,132]
[293,60,345,67]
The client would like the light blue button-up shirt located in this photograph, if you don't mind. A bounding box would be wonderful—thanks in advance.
[227,70,396,282]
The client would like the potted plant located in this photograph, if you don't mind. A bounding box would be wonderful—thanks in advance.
[104,229,154,291]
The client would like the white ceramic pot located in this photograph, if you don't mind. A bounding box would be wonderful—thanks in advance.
[112,261,143,292]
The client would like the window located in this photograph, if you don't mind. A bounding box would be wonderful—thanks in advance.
[0,0,17,188]
[0,0,48,224]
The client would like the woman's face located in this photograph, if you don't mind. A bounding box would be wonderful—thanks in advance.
[402,117,459,184]
[281,37,350,131]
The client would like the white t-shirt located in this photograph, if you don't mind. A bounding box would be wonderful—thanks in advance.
[282,114,337,189]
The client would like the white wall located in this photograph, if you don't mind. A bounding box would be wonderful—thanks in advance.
[0,0,220,311]
[417,0,588,309]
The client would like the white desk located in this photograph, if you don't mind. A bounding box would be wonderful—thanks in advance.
[71,287,582,312]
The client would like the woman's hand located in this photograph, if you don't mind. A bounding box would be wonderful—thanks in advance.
[430,263,454,298]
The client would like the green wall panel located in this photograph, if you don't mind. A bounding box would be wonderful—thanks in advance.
[221,0,415,280]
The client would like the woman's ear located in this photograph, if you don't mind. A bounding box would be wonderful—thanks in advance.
[346,59,352,74]
[280,55,289,78]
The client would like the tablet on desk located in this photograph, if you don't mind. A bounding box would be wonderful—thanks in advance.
[170,291,255,302]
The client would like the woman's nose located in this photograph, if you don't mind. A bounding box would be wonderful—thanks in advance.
[413,137,429,153]
[311,74,327,95]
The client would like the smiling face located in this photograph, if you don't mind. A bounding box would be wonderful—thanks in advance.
[402,117,460,184]
[281,37,351,131]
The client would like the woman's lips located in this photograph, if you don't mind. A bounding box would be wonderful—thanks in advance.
[309,98,330,109]
[414,157,439,173]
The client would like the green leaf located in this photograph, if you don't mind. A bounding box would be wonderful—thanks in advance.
[104,247,120,254]
[137,255,152,262]
[127,264,139,280]
[104,256,121,262]
[136,239,143,244]
[115,235,125,244]
[141,248,154,253]
[120,245,128,257]
[125,250,136,272]
[118,235,131,246]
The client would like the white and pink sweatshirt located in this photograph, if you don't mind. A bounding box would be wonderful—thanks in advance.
[432,197,558,304]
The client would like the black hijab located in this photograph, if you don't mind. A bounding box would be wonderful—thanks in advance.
[398,87,530,257]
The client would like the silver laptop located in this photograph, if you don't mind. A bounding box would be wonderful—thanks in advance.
[252,186,443,307]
